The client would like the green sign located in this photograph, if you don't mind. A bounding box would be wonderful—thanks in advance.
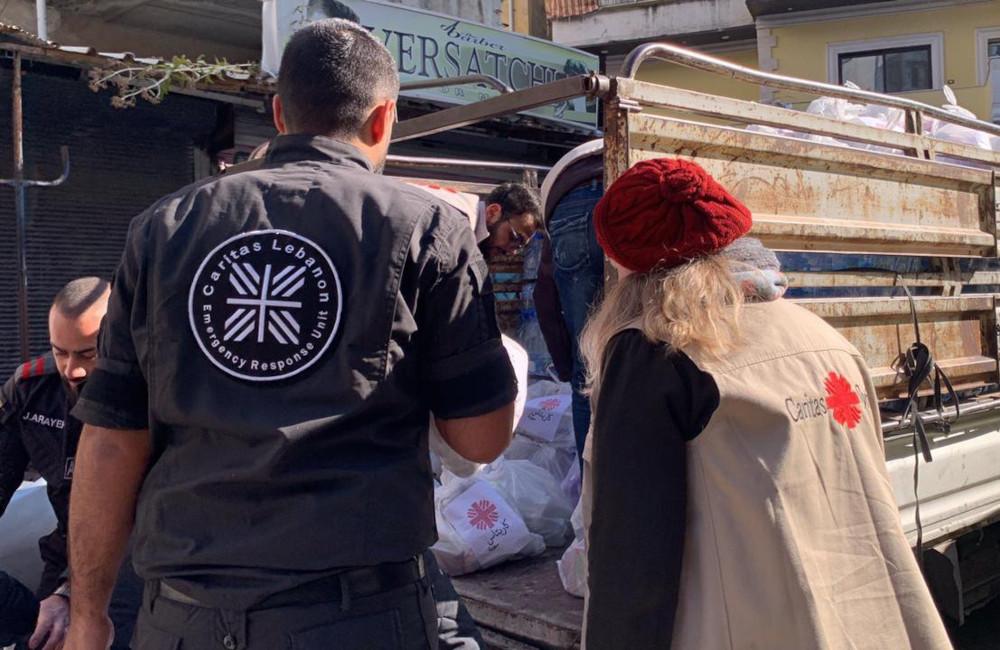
[262,0,600,128]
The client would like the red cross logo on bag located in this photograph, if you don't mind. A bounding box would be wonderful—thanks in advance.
[825,372,862,430]
[467,500,499,530]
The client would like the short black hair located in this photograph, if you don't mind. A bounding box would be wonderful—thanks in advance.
[307,0,360,22]
[52,277,109,319]
[487,182,542,226]
[277,19,399,138]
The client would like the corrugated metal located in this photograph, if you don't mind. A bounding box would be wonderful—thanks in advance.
[0,65,218,375]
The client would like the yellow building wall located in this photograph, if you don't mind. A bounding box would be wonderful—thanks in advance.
[500,0,548,37]
[768,1,998,119]
[636,47,760,102]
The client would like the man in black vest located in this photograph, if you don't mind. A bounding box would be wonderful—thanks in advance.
[66,19,516,649]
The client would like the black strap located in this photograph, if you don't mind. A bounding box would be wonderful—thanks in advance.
[893,285,961,565]
[895,285,961,459]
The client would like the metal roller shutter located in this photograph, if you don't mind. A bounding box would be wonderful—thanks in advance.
[0,65,218,374]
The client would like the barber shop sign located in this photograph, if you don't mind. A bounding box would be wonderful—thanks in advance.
[261,0,600,128]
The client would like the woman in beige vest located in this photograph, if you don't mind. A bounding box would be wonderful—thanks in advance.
[580,158,951,649]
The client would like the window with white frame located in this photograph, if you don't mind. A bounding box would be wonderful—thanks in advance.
[828,33,943,93]
[974,27,1000,85]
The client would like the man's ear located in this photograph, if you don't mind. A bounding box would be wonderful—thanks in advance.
[272,95,288,134]
[367,100,395,147]
[485,203,503,226]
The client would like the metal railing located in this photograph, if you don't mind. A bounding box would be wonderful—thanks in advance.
[387,154,550,173]
[400,74,513,95]
[619,42,1000,139]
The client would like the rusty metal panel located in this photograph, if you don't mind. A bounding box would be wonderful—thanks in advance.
[602,80,634,286]
[625,113,997,257]
[616,78,1000,169]
[795,296,999,398]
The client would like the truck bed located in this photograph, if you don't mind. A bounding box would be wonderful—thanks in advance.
[452,549,583,650]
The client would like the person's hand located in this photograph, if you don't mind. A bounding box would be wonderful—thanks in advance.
[63,614,113,650]
[29,594,70,650]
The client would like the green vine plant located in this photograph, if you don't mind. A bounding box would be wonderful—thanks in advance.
[88,56,260,108]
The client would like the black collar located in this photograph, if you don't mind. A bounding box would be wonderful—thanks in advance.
[266,135,374,172]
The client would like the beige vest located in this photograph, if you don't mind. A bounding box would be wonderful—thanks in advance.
[584,299,951,650]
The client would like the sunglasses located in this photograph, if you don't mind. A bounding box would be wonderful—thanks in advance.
[502,214,536,254]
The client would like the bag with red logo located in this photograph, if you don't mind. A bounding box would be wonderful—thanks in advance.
[431,471,545,576]
[480,458,574,547]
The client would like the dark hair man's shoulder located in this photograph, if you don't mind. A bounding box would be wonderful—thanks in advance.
[4,353,59,395]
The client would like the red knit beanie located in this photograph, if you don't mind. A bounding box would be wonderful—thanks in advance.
[594,158,752,273]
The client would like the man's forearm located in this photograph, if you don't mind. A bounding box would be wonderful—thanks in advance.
[68,425,150,621]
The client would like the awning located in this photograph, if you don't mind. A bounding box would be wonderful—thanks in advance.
[543,0,600,20]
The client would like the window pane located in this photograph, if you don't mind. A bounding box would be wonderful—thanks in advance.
[840,53,884,92]
[884,47,932,92]
[989,39,1000,58]
[839,45,932,93]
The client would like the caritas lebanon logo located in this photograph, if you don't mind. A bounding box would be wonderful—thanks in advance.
[189,230,342,382]
[824,372,862,430]
[467,500,499,530]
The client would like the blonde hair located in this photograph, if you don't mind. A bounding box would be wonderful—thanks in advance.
[580,255,744,400]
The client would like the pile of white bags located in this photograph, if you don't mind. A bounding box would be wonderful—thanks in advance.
[431,453,576,575]
[430,369,582,574]
[432,470,546,576]
[749,84,1000,162]
[479,457,574,547]
[504,380,580,501]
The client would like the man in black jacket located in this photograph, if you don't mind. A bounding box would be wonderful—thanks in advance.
[0,278,142,649]
[0,278,109,616]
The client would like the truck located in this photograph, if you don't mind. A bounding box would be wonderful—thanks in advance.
[387,42,1000,649]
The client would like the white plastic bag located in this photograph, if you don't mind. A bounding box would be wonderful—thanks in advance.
[480,458,574,547]
[502,435,577,488]
[517,394,573,443]
[561,457,581,504]
[556,498,588,598]
[925,87,995,166]
[0,480,57,591]
[526,378,572,401]
[557,537,587,599]
[431,471,544,575]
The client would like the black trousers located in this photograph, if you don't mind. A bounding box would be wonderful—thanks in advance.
[132,575,437,650]
[423,551,483,649]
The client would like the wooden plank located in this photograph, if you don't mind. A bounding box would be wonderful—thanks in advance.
[480,629,545,650]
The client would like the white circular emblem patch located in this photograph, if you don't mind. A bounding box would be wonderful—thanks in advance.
[188,229,343,382]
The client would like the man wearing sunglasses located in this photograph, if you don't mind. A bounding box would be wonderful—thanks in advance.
[476,182,542,260]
